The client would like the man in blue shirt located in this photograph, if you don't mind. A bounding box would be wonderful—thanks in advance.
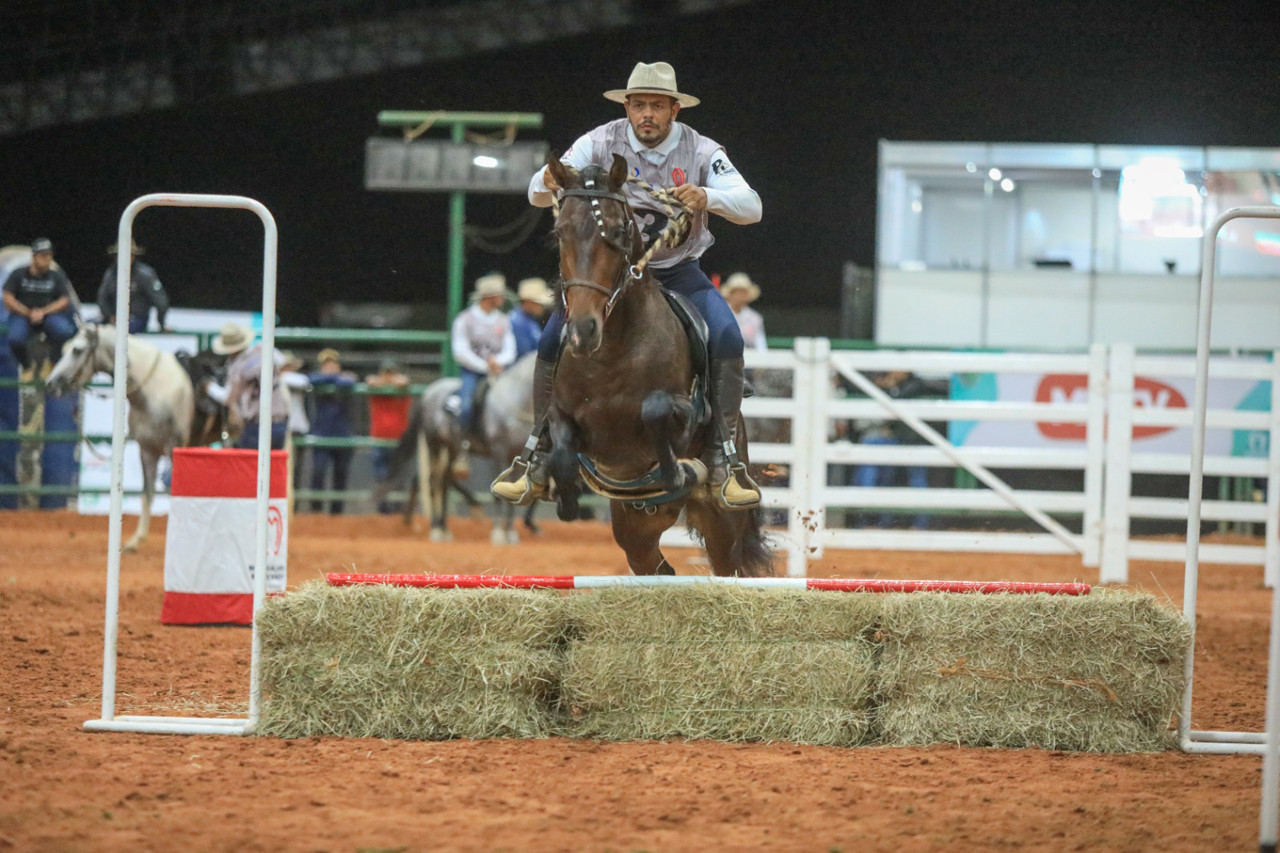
[510,277,553,358]
[308,348,357,514]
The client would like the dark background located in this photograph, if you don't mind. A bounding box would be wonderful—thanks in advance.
[1,0,1277,328]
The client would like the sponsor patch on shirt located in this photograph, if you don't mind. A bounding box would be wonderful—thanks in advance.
[711,157,737,176]
[672,167,686,186]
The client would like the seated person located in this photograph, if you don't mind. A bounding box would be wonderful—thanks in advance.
[2,238,78,371]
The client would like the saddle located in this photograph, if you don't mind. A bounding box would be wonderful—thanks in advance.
[659,288,712,424]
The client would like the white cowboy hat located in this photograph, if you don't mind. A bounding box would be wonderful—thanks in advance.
[516,277,554,307]
[212,322,253,355]
[722,272,760,302]
[469,272,513,302]
[107,239,145,255]
[604,62,700,108]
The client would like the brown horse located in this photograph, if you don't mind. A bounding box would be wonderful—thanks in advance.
[543,154,772,577]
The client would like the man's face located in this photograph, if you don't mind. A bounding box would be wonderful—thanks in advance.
[625,94,680,148]
[30,252,52,274]
[522,299,546,318]
[479,295,505,313]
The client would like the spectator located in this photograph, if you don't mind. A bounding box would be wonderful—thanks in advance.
[447,272,516,432]
[849,370,948,530]
[366,358,412,514]
[510,277,554,358]
[721,272,767,352]
[2,238,78,372]
[97,239,170,333]
[307,348,357,514]
[280,351,311,488]
[207,322,290,451]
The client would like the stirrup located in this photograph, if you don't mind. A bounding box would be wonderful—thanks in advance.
[714,462,761,510]
[491,457,548,507]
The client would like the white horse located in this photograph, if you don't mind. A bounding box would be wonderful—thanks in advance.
[47,324,194,552]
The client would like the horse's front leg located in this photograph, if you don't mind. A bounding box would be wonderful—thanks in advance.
[124,447,159,552]
[428,443,452,542]
[640,390,697,492]
[611,500,681,575]
[547,418,582,523]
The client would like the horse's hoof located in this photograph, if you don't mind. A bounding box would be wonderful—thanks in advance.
[429,528,452,542]
[490,528,518,546]
[122,540,140,554]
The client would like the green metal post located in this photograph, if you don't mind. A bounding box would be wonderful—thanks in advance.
[445,122,467,377]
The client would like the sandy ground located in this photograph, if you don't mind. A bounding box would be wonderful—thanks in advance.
[0,509,1269,852]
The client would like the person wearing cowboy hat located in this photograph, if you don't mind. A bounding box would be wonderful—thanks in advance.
[2,237,79,370]
[446,272,517,432]
[495,61,763,510]
[721,272,767,353]
[206,322,292,450]
[97,238,170,333]
[510,277,554,359]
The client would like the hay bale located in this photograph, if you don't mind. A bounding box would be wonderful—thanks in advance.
[257,580,564,739]
[874,589,1191,752]
[560,586,880,745]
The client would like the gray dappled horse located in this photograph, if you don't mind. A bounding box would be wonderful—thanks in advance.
[374,352,538,544]
[47,324,193,552]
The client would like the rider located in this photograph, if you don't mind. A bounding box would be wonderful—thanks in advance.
[97,239,170,333]
[446,272,517,433]
[510,277,554,358]
[492,61,763,510]
[2,238,78,371]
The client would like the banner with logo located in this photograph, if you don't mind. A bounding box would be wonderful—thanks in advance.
[949,368,1270,456]
[161,448,289,625]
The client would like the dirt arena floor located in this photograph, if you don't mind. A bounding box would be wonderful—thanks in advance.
[0,509,1268,852]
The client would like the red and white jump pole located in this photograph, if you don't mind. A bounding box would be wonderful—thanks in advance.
[325,573,1090,595]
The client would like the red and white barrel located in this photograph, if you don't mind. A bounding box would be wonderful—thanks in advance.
[161,448,289,625]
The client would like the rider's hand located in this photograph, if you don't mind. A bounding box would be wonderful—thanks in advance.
[29,308,44,324]
[671,183,707,211]
[487,357,503,376]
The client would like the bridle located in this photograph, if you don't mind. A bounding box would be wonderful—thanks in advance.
[556,177,642,322]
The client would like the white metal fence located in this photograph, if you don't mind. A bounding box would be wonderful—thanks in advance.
[663,338,1280,583]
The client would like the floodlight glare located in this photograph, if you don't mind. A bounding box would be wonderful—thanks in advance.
[473,155,500,169]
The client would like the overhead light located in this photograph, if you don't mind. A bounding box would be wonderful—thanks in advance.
[988,167,1002,181]
[1000,178,1015,192]
[473,155,500,169]
[965,162,977,173]
[911,200,923,213]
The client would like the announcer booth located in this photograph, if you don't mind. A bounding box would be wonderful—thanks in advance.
[162,447,289,625]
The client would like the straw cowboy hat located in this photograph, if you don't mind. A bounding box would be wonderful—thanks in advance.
[604,62,700,108]
[722,272,760,302]
[107,239,145,255]
[516,277,554,307]
[211,322,253,355]
[469,272,513,302]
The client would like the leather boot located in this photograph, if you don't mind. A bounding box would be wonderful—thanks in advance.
[708,357,761,510]
[491,357,556,505]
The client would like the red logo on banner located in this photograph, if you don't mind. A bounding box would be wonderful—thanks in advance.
[267,505,285,555]
[1035,374,1185,440]
[672,167,686,186]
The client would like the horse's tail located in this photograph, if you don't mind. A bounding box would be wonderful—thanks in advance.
[378,393,427,490]
[734,507,774,578]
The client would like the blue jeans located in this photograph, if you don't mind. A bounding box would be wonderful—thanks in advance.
[538,259,744,361]
[310,445,353,514]
[7,311,77,368]
[237,420,287,451]
[456,368,483,430]
[854,434,930,530]
[127,316,148,334]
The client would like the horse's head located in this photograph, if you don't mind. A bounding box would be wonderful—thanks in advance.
[549,153,643,356]
[47,323,110,396]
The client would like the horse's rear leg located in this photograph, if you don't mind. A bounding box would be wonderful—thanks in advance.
[428,444,453,542]
[686,501,775,578]
[640,390,696,492]
[610,501,681,575]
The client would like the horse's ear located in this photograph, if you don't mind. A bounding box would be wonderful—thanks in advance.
[547,154,572,191]
[609,153,629,191]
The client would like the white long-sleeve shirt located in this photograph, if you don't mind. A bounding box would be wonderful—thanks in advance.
[451,303,516,374]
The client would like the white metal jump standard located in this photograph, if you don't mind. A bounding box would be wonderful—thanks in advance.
[1164,207,1280,852]
[83,193,279,737]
